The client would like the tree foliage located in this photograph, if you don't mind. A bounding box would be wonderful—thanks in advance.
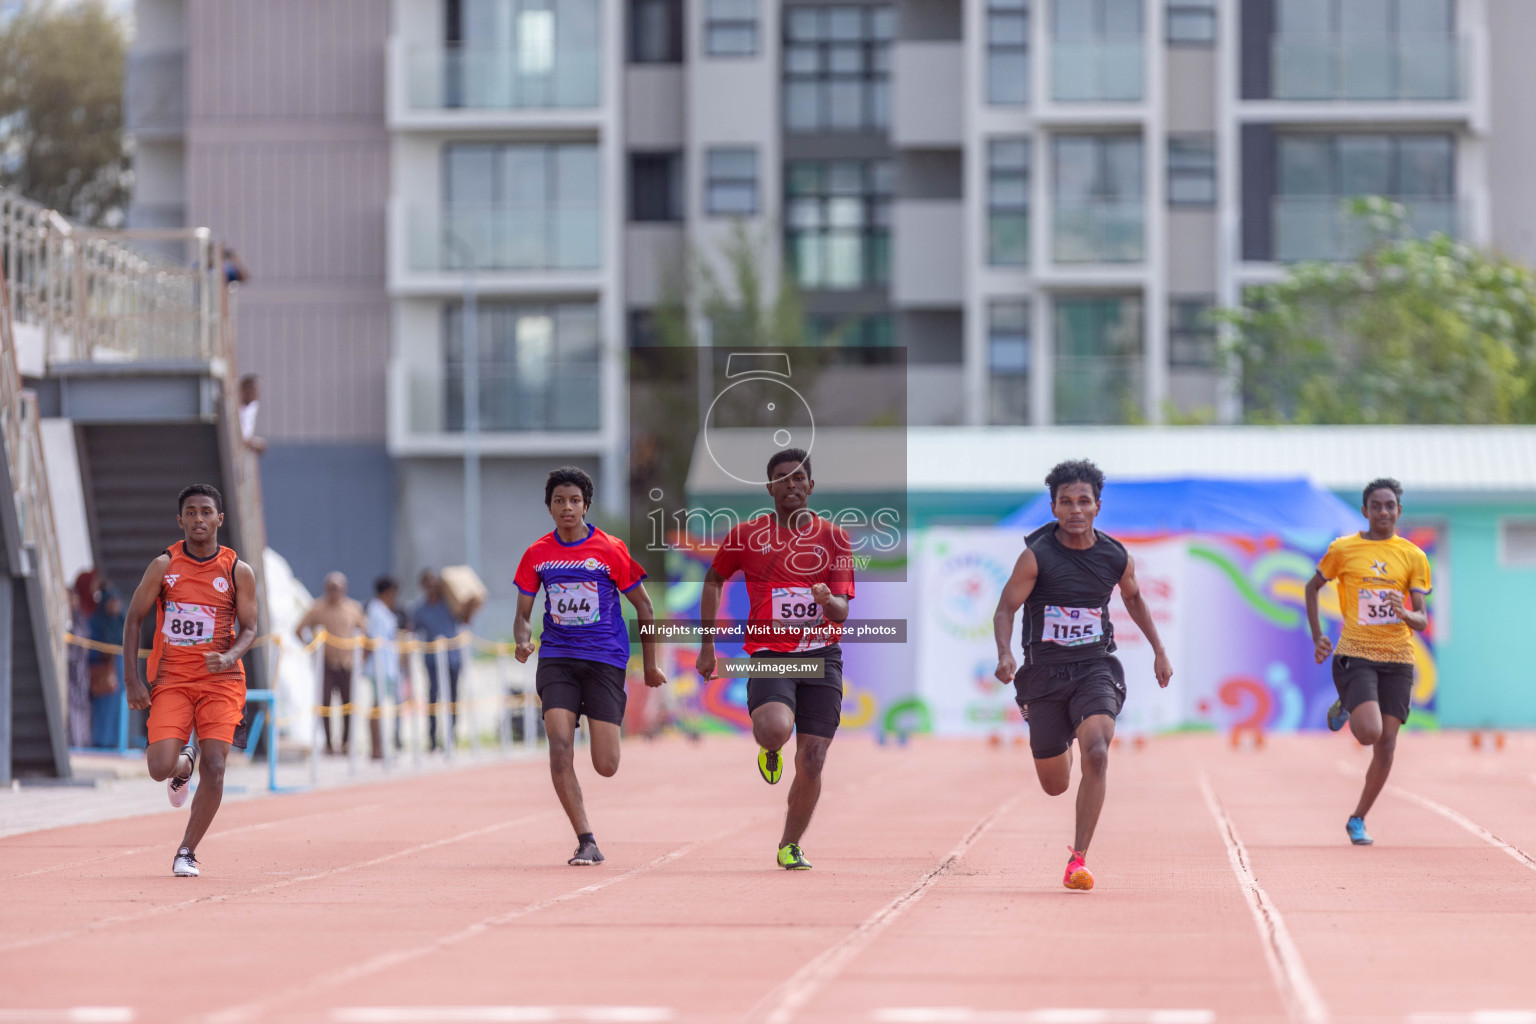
[1222,197,1536,424]
[0,0,129,225]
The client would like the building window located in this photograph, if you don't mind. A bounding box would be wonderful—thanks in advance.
[1168,134,1216,207]
[1051,0,1143,102]
[630,0,683,63]
[706,0,758,56]
[786,159,893,290]
[1053,134,1144,263]
[783,5,894,133]
[631,151,685,222]
[1054,295,1143,424]
[1274,0,1457,100]
[989,300,1030,425]
[444,303,600,431]
[988,139,1030,266]
[1166,0,1215,45]
[705,147,759,216]
[805,314,896,348]
[440,143,599,270]
[987,0,1029,105]
[1169,297,1217,367]
[1499,518,1536,569]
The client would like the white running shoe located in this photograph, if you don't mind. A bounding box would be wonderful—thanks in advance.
[167,743,196,808]
[172,847,200,877]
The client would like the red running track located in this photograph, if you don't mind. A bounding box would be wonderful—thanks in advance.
[2,732,1536,1024]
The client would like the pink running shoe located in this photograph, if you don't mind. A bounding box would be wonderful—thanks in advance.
[1063,847,1094,891]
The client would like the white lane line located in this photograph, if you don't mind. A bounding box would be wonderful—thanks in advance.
[0,1010,134,1023]
[203,818,769,1024]
[747,794,1021,1024]
[332,1009,673,1023]
[0,812,551,955]
[1198,774,1328,1024]
[873,1011,1214,1024]
[0,803,383,882]
[1334,761,1536,873]
[1409,1014,1536,1024]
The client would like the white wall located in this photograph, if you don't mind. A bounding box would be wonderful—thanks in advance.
[38,420,93,584]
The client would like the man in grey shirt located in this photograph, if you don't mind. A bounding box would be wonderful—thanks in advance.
[410,569,462,752]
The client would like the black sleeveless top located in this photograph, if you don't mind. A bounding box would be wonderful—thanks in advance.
[1020,523,1129,666]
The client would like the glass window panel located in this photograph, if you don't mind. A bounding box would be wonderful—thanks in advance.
[1278,137,1333,195]
[708,183,756,214]
[707,24,757,54]
[1169,175,1216,205]
[446,144,496,203]
[871,7,896,40]
[707,148,756,178]
[1277,0,1329,33]
[785,81,821,131]
[787,197,823,228]
[1399,0,1452,32]
[1104,137,1144,198]
[1169,136,1215,171]
[1397,135,1454,195]
[555,304,600,361]
[827,80,865,130]
[870,80,889,128]
[1053,137,1098,200]
[786,44,821,73]
[988,52,1029,105]
[828,196,864,228]
[826,236,863,287]
[554,146,598,203]
[870,161,895,194]
[828,162,864,193]
[989,10,1029,44]
[827,7,863,39]
[787,161,821,195]
[786,8,821,40]
[989,0,1028,9]
[829,44,864,73]
[1053,0,1094,41]
[990,138,1031,170]
[1167,8,1216,43]
[707,0,755,17]
[991,300,1030,333]
[989,214,1029,265]
[792,234,824,286]
[991,336,1030,373]
[991,176,1029,206]
[1104,0,1143,35]
[1338,135,1393,195]
[1340,0,1391,34]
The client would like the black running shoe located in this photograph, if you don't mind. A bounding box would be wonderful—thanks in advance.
[569,839,605,866]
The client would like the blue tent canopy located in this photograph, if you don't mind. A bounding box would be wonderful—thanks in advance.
[998,477,1361,546]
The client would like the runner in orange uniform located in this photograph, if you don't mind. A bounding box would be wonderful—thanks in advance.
[123,484,259,877]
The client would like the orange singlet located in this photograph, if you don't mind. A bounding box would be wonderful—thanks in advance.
[145,542,247,745]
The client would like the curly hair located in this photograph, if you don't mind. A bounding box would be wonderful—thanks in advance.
[1045,459,1105,504]
[1362,477,1403,507]
[177,483,224,514]
[545,466,594,507]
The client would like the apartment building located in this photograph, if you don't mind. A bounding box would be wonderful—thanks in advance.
[126,0,1536,614]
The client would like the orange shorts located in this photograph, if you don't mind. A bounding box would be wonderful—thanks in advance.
[147,679,246,745]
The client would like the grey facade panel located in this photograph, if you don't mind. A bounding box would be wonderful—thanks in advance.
[897,0,962,41]
[1165,49,1216,133]
[625,225,687,306]
[1241,123,1275,262]
[1488,0,1536,268]
[898,150,962,200]
[1167,209,1218,293]
[261,442,394,597]
[624,67,688,149]
[1240,0,1274,101]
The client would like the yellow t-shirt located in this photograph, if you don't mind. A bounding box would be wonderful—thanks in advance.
[1317,533,1432,664]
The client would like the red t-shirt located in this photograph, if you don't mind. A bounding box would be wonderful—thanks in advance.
[709,514,856,654]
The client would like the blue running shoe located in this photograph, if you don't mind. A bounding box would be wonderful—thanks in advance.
[1346,816,1373,845]
[1327,699,1348,732]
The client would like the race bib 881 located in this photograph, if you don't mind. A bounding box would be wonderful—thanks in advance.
[162,601,216,646]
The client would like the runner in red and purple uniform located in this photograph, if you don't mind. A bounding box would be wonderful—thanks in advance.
[514,467,667,867]
[697,448,855,870]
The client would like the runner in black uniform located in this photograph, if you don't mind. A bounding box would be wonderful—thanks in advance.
[993,460,1172,891]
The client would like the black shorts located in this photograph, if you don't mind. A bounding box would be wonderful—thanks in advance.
[1332,655,1414,724]
[536,658,628,727]
[745,647,843,740]
[1013,655,1126,760]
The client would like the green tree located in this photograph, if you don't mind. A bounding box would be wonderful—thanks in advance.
[0,0,129,225]
[1222,197,1536,424]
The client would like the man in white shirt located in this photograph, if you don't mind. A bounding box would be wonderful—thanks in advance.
[239,374,266,455]
[367,575,405,756]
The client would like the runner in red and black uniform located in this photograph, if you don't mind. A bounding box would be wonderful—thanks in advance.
[697,448,855,870]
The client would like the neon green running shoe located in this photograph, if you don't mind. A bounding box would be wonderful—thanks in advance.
[777,842,812,870]
[758,746,783,785]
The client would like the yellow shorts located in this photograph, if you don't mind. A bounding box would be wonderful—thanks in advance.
[147,680,245,745]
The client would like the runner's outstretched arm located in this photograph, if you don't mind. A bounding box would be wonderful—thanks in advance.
[696,568,725,680]
[204,560,259,674]
[992,548,1038,685]
[1117,555,1173,688]
[1304,571,1333,663]
[623,583,668,688]
[512,592,536,663]
[122,553,171,711]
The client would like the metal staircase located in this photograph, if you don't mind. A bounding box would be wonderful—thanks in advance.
[1,190,268,779]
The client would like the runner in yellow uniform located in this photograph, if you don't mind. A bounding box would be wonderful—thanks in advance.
[1305,478,1431,846]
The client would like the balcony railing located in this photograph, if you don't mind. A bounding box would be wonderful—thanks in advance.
[406,364,602,434]
[404,42,600,112]
[1051,37,1143,103]
[1054,356,1144,425]
[1272,34,1464,102]
[1272,196,1458,262]
[1052,199,1144,264]
[409,204,601,273]
[125,48,186,136]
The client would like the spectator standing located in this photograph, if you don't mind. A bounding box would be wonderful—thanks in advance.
[366,575,405,756]
[67,570,98,748]
[238,374,267,455]
[87,586,126,749]
[295,572,368,755]
[411,569,462,752]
